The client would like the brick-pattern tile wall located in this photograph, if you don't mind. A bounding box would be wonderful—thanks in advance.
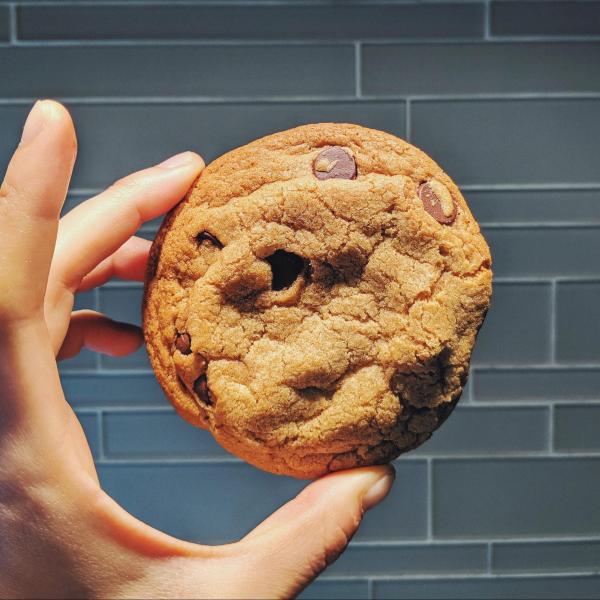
[2,2,600,598]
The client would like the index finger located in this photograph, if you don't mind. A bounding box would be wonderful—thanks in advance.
[52,151,204,292]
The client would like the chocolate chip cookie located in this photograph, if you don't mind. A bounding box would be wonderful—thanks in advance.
[143,123,492,479]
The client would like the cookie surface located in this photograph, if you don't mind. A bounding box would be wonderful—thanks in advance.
[143,123,492,479]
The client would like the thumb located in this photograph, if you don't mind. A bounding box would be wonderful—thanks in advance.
[239,465,395,599]
[0,100,76,323]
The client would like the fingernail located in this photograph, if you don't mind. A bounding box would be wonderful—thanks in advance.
[20,101,47,146]
[362,470,395,511]
[158,151,195,169]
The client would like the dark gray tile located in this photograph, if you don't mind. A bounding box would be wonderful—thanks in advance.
[465,189,600,226]
[98,285,143,326]
[300,579,369,600]
[97,462,306,544]
[411,100,600,186]
[473,368,600,402]
[373,575,600,599]
[0,5,9,42]
[484,227,600,278]
[554,404,600,452]
[556,282,600,363]
[492,1,600,37]
[433,458,600,537]
[103,410,230,458]
[75,411,100,459]
[0,45,354,99]
[472,282,551,365]
[363,43,600,96]
[0,103,404,190]
[18,3,483,41]
[355,461,428,541]
[413,406,549,456]
[326,543,487,576]
[61,373,165,408]
[493,539,600,573]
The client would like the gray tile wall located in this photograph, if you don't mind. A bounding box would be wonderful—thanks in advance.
[2,1,599,598]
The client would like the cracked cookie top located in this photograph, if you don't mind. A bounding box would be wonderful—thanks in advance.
[143,123,492,479]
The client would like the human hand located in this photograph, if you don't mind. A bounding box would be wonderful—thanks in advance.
[0,100,395,599]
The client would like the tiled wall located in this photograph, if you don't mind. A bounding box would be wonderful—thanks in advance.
[2,1,600,598]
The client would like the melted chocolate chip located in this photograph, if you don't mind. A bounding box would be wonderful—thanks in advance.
[193,374,213,405]
[175,332,191,355]
[418,182,456,225]
[265,250,305,291]
[312,147,357,181]
[196,231,223,248]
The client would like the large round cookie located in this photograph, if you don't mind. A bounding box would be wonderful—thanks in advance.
[143,123,492,479]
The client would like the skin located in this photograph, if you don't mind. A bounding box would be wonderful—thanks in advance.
[0,100,395,599]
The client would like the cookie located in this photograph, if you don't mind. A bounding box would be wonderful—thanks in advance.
[143,123,492,479]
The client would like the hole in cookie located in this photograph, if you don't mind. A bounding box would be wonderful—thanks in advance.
[196,231,223,249]
[265,250,305,291]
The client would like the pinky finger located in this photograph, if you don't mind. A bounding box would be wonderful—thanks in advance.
[57,310,143,361]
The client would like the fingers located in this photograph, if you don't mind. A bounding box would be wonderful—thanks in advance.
[78,236,152,291]
[0,100,77,323]
[239,465,395,599]
[52,151,204,293]
[57,310,143,360]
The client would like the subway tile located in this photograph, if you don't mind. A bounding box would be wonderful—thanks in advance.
[373,574,600,599]
[326,543,487,576]
[18,3,484,41]
[493,539,600,573]
[99,285,143,326]
[0,103,405,190]
[75,411,100,459]
[413,406,548,456]
[411,100,600,186]
[61,373,165,408]
[103,410,230,458]
[483,227,600,278]
[0,45,354,99]
[473,368,600,402]
[554,404,600,452]
[556,282,600,363]
[472,282,551,365]
[465,189,600,226]
[97,462,306,544]
[492,1,600,37]
[355,461,428,541]
[300,579,369,600]
[362,43,600,96]
[0,5,9,42]
[433,458,600,537]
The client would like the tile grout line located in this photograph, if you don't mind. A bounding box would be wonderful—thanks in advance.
[96,409,105,460]
[548,403,555,454]
[426,457,433,542]
[354,40,362,99]
[550,279,558,365]
[8,2,17,44]
[367,577,374,600]
[483,0,491,41]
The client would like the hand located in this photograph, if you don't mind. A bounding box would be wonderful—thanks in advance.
[0,100,395,599]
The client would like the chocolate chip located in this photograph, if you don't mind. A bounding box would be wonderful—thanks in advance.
[265,250,305,291]
[418,182,456,225]
[175,332,191,355]
[312,147,357,181]
[196,231,223,248]
[193,374,213,405]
